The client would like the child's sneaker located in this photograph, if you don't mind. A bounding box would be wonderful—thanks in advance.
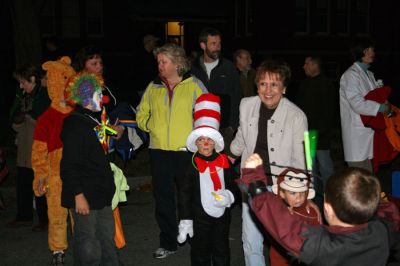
[152,247,177,259]
[52,251,65,266]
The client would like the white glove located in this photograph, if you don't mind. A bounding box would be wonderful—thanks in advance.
[212,189,235,208]
[177,219,193,243]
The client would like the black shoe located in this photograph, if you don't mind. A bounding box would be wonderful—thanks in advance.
[152,248,177,259]
[52,252,65,266]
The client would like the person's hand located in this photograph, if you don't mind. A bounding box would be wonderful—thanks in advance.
[111,125,125,140]
[384,102,393,117]
[379,101,393,117]
[177,220,193,243]
[244,153,263,169]
[75,193,90,215]
[36,178,49,196]
[237,154,267,192]
[213,189,235,208]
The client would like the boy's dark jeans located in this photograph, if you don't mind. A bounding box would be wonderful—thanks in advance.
[190,207,231,266]
[72,206,118,266]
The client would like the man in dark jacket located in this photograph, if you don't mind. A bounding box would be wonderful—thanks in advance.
[233,49,256,97]
[191,28,242,151]
[296,56,337,190]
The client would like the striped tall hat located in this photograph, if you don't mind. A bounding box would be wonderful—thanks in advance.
[186,93,224,152]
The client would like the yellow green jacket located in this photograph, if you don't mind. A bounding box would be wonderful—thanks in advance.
[137,74,207,151]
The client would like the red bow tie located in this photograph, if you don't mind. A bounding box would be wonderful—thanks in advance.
[194,154,229,191]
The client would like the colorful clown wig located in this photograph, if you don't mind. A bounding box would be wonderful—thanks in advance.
[65,72,104,107]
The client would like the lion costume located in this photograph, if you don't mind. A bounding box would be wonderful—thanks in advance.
[31,56,75,253]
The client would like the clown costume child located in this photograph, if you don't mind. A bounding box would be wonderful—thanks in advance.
[60,73,118,265]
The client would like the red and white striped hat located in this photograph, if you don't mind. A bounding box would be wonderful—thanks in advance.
[186,93,224,152]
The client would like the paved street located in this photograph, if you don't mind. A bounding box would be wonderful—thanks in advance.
[0,176,245,266]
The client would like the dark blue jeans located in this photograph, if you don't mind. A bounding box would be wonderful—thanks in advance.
[72,206,118,266]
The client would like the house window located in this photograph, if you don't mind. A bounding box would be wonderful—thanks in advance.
[295,0,370,36]
[313,0,329,34]
[62,0,80,38]
[86,0,103,37]
[165,22,184,47]
[234,0,253,37]
[295,0,309,33]
[296,0,330,34]
[39,0,56,36]
[351,0,369,34]
[333,0,349,34]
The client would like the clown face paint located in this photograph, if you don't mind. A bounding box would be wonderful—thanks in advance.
[91,90,103,111]
[83,90,103,111]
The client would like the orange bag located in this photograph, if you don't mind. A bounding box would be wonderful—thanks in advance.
[385,104,400,151]
[113,207,126,249]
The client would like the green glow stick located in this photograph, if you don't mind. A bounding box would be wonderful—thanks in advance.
[304,131,312,171]
[309,130,318,162]
[304,130,318,172]
[104,125,117,135]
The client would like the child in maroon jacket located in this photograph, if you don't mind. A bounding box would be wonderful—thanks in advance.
[270,169,321,266]
[239,153,400,266]
[239,153,321,266]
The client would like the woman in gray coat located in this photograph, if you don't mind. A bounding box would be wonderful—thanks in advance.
[230,60,307,266]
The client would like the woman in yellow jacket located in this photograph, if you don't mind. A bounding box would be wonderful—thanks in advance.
[136,43,207,259]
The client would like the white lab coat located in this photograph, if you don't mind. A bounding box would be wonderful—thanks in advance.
[339,62,380,162]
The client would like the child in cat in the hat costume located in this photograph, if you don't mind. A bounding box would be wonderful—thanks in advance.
[176,93,238,265]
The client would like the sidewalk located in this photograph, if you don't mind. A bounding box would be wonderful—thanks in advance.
[0,176,245,266]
